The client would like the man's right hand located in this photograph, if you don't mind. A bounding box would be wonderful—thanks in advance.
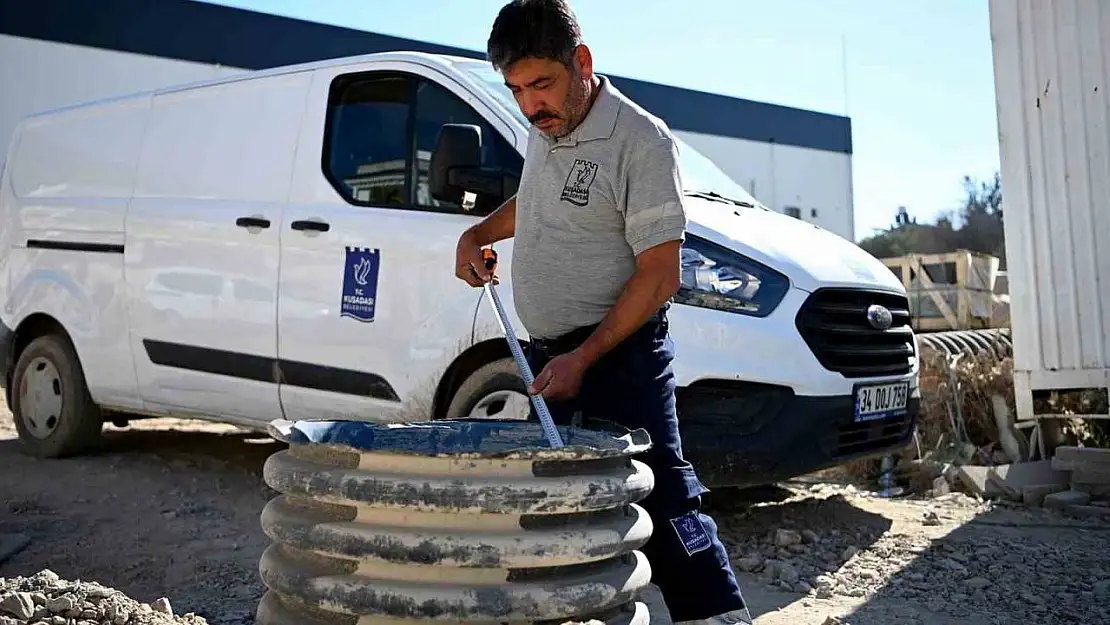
[455,231,497,287]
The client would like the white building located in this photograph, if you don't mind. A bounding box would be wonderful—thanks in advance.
[0,0,856,239]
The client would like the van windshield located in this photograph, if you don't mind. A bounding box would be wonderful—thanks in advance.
[455,60,762,208]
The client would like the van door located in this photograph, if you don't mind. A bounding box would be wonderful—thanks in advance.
[276,65,523,421]
[126,72,311,424]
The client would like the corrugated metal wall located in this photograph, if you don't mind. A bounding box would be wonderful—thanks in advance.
[989,0,1110,416]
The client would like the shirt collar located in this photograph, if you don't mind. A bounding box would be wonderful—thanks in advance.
[547,74,621,147]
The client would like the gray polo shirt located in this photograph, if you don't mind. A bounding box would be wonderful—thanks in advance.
[511,75,688,340]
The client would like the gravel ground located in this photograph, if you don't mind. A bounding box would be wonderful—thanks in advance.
[2,394,1109,625]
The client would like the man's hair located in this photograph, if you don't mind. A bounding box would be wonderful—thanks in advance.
[487,0,583,72]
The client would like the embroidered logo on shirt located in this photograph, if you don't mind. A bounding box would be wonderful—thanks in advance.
[560,158,599,206]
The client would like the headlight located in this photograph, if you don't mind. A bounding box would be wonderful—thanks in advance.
[674,235,790,317]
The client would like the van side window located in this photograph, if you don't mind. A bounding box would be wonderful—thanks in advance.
[412,79,523,213]
[323,73,412,206]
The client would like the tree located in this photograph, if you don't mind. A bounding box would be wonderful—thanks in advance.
[858,171,1006,268]
[955,171,1005,265]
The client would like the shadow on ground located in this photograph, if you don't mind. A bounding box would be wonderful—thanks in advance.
[832,500,1110,625]
[704,485,894,619]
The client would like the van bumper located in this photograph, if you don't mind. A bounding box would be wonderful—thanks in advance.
[676,380,920,489]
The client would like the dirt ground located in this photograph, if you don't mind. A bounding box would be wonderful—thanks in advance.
[2,395,1108,625]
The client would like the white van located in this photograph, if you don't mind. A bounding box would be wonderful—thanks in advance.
[0,51,919,487]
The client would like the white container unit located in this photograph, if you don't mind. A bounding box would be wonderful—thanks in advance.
[989,0,1110,427]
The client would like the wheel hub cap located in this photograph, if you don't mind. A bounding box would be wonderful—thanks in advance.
[467,389,531,420]
[19,357,63,439]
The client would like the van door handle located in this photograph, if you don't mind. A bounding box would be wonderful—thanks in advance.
[290,219,331,232]
[235,216,271,229]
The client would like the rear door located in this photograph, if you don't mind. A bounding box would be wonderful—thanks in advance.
[276,62,523,422]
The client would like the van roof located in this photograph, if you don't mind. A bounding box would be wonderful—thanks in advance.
[20,50,468,120]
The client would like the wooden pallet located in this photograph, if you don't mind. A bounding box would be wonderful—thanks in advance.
[880,250,1004,332]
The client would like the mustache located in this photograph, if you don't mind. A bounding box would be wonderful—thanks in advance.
[528,110,559,125]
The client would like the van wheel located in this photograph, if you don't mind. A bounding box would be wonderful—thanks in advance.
[444,357,532,421]
[10,333,103,458]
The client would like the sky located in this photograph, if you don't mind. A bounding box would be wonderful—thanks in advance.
[202,0,1003,242]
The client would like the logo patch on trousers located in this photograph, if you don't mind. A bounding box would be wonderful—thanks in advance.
[670,511,711,556]
[560,158,599,206]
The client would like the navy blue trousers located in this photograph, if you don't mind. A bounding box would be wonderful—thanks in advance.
[524,308,747,621]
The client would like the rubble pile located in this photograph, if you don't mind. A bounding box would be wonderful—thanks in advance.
[0,570,206,625]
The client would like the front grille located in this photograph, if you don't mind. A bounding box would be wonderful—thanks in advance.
[795,288,915,378]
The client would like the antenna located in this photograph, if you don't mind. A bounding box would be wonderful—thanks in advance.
[841,32,850,116]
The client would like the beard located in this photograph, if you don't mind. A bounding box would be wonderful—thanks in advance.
[530,71,592,139]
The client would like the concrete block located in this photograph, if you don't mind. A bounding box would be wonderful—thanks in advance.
[1043,489,1092,510]
[956,466,1002,497]
[988,460,1070,500]
[1022,483,1067,507]
[1053,446,1110,471]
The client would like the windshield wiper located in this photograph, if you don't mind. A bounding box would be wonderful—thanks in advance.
[683,190,755,208]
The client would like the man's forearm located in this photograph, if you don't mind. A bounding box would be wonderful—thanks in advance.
[466,196,517,246]
[575,264,680,367]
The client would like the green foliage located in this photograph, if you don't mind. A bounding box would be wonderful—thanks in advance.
[859,171,1006,267]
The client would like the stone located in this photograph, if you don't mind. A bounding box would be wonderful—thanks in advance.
[774,529,802,547]
[0,593,35,620]
[776,562,800,585]
[45,595,75,614]
[735,556,763,572]
[153,598,173,616]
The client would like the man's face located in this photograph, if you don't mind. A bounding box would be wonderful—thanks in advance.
[502,47,594,139]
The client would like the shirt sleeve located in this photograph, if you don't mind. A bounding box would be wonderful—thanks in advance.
[621,135,689,256]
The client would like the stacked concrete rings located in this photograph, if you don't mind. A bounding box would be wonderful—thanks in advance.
[256,418,657,625]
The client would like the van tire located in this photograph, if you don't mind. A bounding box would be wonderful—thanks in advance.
[10,333,103,458]
[444,357,532,421]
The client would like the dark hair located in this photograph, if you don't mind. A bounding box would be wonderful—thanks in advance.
[487,0,583,71]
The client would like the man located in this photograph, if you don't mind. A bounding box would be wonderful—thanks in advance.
[453,1,751,623]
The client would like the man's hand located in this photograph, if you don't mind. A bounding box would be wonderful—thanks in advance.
[529,349,590,400]
[455,231,497,287]
[453,196,516,287]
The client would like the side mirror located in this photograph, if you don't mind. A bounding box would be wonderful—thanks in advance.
[429,123,505,210]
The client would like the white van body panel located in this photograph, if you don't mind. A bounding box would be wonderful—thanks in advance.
[2,95,147,410]
[125,69,312,424]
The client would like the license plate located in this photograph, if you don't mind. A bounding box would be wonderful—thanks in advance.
[853,381,909,422]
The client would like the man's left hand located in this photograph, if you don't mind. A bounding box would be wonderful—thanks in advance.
[529,350,591,400]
